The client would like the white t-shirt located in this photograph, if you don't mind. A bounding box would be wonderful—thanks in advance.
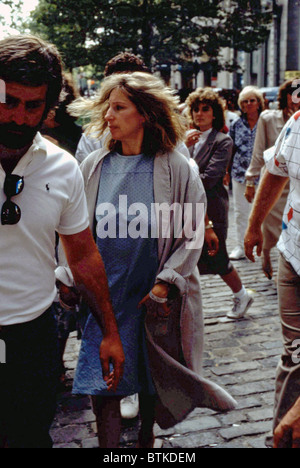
[264,111,300,275]
[0,133,89,325]
[75,132,103,164]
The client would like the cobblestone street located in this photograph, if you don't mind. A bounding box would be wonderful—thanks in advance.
[51,194,282,448]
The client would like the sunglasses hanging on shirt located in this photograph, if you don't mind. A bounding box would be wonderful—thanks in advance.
[1,174,24,225]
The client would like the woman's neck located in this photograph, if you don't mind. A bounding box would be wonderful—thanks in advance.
[197,125,213,133]
[121,141,143,156]
[246,112,259,129]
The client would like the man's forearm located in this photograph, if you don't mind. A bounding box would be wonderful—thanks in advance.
[248,170,289,229]
[60,228,125,391]
[73,251,119,337]
[60,229,119,337]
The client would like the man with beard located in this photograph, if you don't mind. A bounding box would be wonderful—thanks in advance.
[0,35,124,448]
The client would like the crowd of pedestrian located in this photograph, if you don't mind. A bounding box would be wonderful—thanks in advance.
[1,33,300,449]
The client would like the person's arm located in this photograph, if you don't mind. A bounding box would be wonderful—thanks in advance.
[138,211,217,315]
[185,129,201,148]
[244,170,289,262]
[139,161,206,310]
[59,227,125,391]
[201,136,233,191]
[274,396,300,448]
[204,213,219,257]
[244,115,267,203]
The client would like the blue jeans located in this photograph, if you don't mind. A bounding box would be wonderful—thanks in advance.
[274,254,300,431]
[0,306,59,448]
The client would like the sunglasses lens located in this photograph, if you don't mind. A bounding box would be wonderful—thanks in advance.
[4,174,24,198]
[1,200,21,225]
[1,174,24,225]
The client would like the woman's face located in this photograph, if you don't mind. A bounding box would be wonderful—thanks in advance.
[105,88,145,154]
[240,93,260,115]
[192,103,215,132]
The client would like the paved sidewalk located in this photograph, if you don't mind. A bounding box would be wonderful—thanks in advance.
[51,195,282,448]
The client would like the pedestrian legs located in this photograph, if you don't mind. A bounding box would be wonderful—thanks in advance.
[232,179,251,250]
[0,307,59,448]
[273,254,300,431]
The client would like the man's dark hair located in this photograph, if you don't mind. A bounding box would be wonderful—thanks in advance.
[104,52,150,77]
[0,34,63,112]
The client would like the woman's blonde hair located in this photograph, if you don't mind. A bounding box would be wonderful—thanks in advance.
[69,72,186,155]
[238,86,265,114]
[185,87,226,131]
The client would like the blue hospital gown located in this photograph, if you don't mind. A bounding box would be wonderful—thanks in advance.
[73,152,158,396]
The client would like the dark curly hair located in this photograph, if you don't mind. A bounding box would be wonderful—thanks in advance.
[185,87,225,131]
[104,52,150,77]
[0,34,63,113]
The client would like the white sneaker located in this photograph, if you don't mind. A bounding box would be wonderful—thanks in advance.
[227,291,254,320]
[120,394,139,419]
[229,246,246,260]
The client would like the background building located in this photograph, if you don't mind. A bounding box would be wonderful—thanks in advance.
[192,0,300,90]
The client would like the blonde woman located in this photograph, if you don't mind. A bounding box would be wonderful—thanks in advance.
[60,73,236,448]
[229,86,264,260]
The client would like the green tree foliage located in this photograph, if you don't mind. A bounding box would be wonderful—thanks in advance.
[0,0,25,32]
[29,0,272,72]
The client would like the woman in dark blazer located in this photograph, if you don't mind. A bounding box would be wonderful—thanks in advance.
[185,88,253,320]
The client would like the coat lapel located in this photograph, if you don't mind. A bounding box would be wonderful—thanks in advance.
[193,128,218,172]
[153,153,172,261]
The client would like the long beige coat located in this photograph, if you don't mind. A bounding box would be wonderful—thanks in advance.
[57,147,236,428]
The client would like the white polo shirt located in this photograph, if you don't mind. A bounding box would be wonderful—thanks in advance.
[0,133,89,325]
[264,110,300,275]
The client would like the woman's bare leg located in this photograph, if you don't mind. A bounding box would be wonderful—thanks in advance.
[221,268,243,293]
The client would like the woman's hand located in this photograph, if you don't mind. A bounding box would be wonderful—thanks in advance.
[205,228,219,257]
[138,283,170,316]
[185,129,201,147]
[244,185,255,203]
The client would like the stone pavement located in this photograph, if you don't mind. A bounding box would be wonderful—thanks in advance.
[50,194,282,448]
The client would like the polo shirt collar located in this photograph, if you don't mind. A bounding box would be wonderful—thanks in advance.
[0,132,47,178]
[31,132,47,155]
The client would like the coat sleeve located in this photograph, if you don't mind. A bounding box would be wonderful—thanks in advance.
[155,162,207,295]
[200,136,233,191]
